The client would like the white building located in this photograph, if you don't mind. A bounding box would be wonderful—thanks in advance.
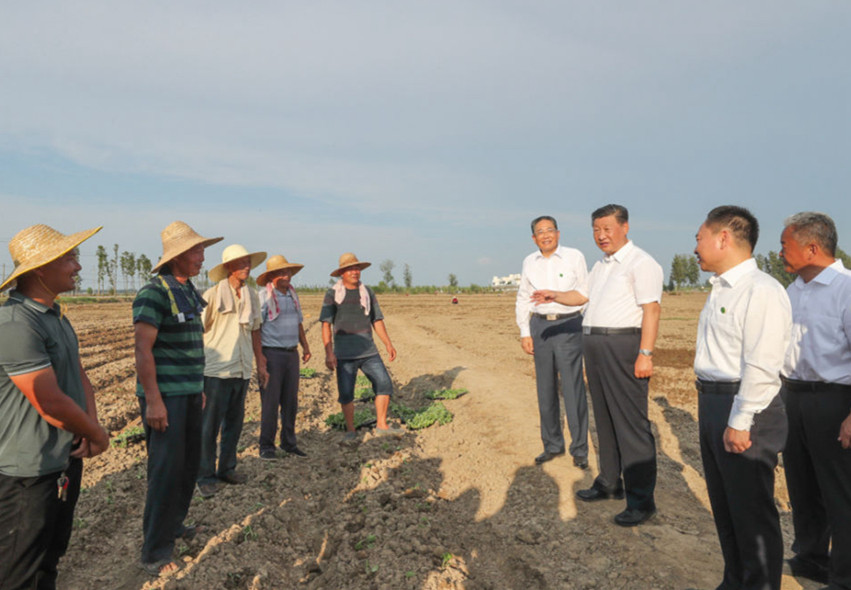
[491,273,521,288]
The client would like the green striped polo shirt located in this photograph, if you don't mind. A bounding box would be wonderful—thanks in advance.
[133,275,205,397]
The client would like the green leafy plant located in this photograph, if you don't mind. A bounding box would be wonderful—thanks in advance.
[441,552,454,568]
[111,425,145,448]
[391,401,453,430]
[324,408,376,430]
[425,387,468,400]
[299,367,317,378]
[354,534,377,550]
[364,560,379,575]
[243,525,258,542]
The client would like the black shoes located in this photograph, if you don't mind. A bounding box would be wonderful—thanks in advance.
[534,450,566,465]
[286,447,307,458]
[614,507,656,527]
[576,486,625,502]
[573,456,589,469]
[786,556,829,585]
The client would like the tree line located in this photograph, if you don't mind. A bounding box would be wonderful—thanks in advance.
[668,247,851,290]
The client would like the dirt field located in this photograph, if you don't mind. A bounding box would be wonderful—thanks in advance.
[55,292,817,590]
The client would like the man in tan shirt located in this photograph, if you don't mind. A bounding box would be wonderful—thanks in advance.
[197,244,268,497]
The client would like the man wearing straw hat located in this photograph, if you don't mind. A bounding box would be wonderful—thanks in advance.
[256,255,311,459]
[320,253,400,441]
[197,244,267,496]
[0,224,109,589]
[133,220,222,576]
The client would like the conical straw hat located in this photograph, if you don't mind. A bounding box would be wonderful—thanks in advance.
[330,252,371,277]
[208,244,266,283]
[256,255,305,287]
[151,221,223,273]
[1,224,102,292]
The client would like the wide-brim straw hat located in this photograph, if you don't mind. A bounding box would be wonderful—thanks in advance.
[256,255,305,287]
[330,252,371,277]
[1,224,102,292]
[152,221,223,273]
[209,244,267,283]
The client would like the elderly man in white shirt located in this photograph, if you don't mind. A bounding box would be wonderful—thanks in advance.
[537,204,663,527]
[516,215,590,467]
[693,206,792,590]
[778,212,851,589]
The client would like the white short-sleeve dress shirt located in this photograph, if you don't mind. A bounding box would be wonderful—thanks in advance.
[783,266,851,385]
[694,258,792,430]
[582,241,663,329]
[515,245,588,338]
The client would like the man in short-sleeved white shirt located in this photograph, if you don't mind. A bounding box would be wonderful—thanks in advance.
[570,204,662,528]
[779,212,851,588]
[516,215,590,467]
[694,206,791,590]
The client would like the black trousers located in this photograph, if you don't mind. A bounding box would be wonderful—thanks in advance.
[259,347,301,452]
[782,383,851,589]
[530,315,588,458]
[139,393,203,564]
[584,332,657,511]
[0,457,82,590]
[699,388,786,590]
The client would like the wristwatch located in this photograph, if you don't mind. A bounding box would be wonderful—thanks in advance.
[639,349,654,357]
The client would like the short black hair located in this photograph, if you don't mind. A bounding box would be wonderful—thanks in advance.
[531,215,558,234]
[784,212,838,257]
[591,204,628,224]
[704,206,759,251]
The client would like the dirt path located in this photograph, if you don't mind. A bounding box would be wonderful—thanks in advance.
[55,294,815,589]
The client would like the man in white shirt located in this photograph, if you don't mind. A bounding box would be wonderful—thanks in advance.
[516,215,590,467]
[538,204,662,527]
[693,206,792,590]
[779,212,851,589]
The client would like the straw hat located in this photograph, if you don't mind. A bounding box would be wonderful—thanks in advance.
[208,244,267,283]
[0,224,102,292]
[330,252,371,277]
[256,255,305,287]
[152,221,223,273]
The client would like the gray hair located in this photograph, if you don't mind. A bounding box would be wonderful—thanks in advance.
[531,215,558,234]
[784,211,838,256]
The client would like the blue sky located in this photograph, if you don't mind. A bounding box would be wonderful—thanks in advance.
[1,2,849,289]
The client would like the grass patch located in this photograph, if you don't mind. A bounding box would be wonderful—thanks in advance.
[325,408,376,430]
[390,401,453,430]
[424,387,468,400]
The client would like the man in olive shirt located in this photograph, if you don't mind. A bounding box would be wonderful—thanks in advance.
[0,224,109,590]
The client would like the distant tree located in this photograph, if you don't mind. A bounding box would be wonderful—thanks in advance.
[120,251,136,291]
[105,244,119,294]
[403,263,412,289]
[669,254,700,290]
[380,260,395,287]
[96,245,108,295]
[837,246,851,268]
[136,254,153,284]
[686,256,700,286]
[755,251,794,287]
[448,273,458,289]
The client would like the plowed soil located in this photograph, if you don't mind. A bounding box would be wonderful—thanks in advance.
[54,293,815,590]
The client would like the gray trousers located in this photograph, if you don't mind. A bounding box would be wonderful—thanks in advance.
[259,347,300,452]
[198,376,248,485]
[583,332,656,511]
[783,382,851,590]
[531,314,588,458]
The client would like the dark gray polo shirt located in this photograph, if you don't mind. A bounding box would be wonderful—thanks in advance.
[0,291,87,477]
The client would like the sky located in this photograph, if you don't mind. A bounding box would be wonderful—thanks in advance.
[1,1,849,289]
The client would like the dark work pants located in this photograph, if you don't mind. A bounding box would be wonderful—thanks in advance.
[199,377,248,485]
[583,332,656,511]
[259,347,300,452]
[699,390,786,590]
[782,385,851,590]
[531,314,588,458]
[0,458,82,590]
[139,394,202,564]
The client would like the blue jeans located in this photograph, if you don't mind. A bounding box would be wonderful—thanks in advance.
[336,354,393,404]
[198,377,248,485]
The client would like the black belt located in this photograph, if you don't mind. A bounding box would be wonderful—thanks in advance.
[782,377,851,394]
[532,311,581,321]
[582,326,641,336]
[696,380,741,394]
[263,346,297,352]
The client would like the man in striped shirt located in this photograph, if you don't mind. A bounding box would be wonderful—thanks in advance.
[133,221,222,577]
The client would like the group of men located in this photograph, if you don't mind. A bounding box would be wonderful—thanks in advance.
[517,205,850,590]
[0,220,399,585]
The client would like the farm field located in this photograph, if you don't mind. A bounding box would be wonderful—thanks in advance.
[55,292,816,590]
